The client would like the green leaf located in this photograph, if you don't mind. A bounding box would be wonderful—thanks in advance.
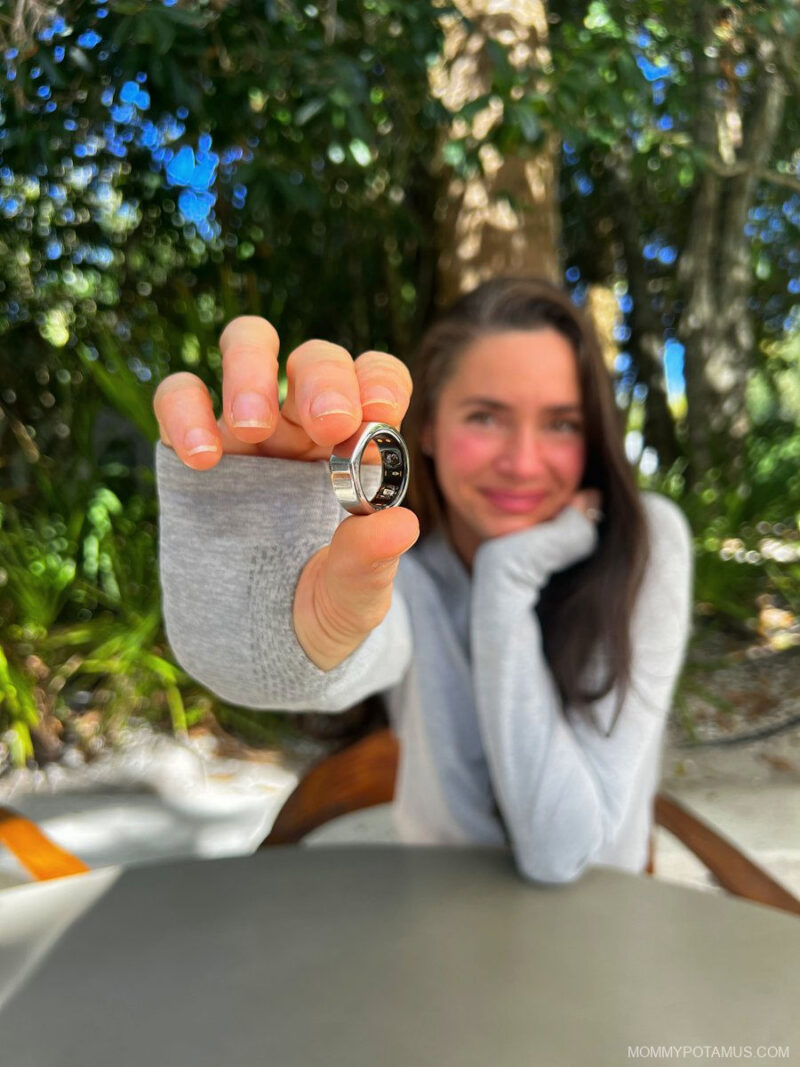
[441,139,466,169]
[455,93,494,125]
[507,102,542,145]
[7,723,34,767]
[165,684,188,737]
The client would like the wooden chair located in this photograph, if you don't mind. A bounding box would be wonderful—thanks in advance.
[0,805,90,882]
[4,721,799,919]
[259,725,800,919]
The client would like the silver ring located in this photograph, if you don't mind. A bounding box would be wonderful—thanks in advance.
[329,421,410,515]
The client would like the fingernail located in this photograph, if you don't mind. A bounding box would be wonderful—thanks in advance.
[231,391,273,428]
[184,429,219,456]
[365,386,399,410]
[310,391,355,419]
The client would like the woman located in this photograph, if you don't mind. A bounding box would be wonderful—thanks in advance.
[153,275,693,884]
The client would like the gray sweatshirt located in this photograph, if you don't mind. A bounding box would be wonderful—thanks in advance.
[155,441,694,884]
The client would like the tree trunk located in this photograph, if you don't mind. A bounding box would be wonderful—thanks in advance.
[677,9,787,490]
[605,161,683,471]
[428,1,560,310]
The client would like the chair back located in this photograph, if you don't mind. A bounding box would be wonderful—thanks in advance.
[259,726,800,918]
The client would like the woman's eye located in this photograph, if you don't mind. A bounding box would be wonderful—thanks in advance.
[465,412,583,434]
[467,412,582,432]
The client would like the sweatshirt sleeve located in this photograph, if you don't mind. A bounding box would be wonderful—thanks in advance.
[154,441,413,713]
[469,494,694,885]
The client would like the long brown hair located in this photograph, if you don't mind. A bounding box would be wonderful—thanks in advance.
[402,275,651,737]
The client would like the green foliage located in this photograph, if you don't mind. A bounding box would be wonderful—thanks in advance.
[644,409,800,632]
[0,0,464,766]
[0,0,798,767]
[0,467,171,756]
[548,0,800,346]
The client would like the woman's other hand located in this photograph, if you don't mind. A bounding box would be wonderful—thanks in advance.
[569,488,604,523]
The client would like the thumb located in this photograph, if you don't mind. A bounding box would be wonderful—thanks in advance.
[319,506,420,633]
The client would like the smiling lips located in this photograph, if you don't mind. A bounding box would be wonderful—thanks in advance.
[481,489,548,514]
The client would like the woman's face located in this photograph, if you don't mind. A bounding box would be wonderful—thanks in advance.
[421,328,587,571]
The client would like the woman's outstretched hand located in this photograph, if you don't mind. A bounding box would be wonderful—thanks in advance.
[153,316,420,671]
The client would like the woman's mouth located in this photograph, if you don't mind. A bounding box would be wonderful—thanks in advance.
[481,489,547,514]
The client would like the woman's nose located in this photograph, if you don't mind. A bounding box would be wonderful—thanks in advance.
[494,429,549,478]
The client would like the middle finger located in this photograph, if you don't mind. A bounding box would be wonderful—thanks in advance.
[281,339,363,447]
[220,315,281,442]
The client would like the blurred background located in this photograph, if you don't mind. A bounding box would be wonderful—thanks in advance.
[0,0,799,883]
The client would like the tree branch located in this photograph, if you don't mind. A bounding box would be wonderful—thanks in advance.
[719,37,787,310]
[677,0,722,319]
[605,160,682,468]
[696,154,800,197]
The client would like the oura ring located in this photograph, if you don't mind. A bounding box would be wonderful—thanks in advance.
[329,421,410,515]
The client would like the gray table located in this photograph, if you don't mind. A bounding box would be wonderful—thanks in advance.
[1,845,799,1066]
